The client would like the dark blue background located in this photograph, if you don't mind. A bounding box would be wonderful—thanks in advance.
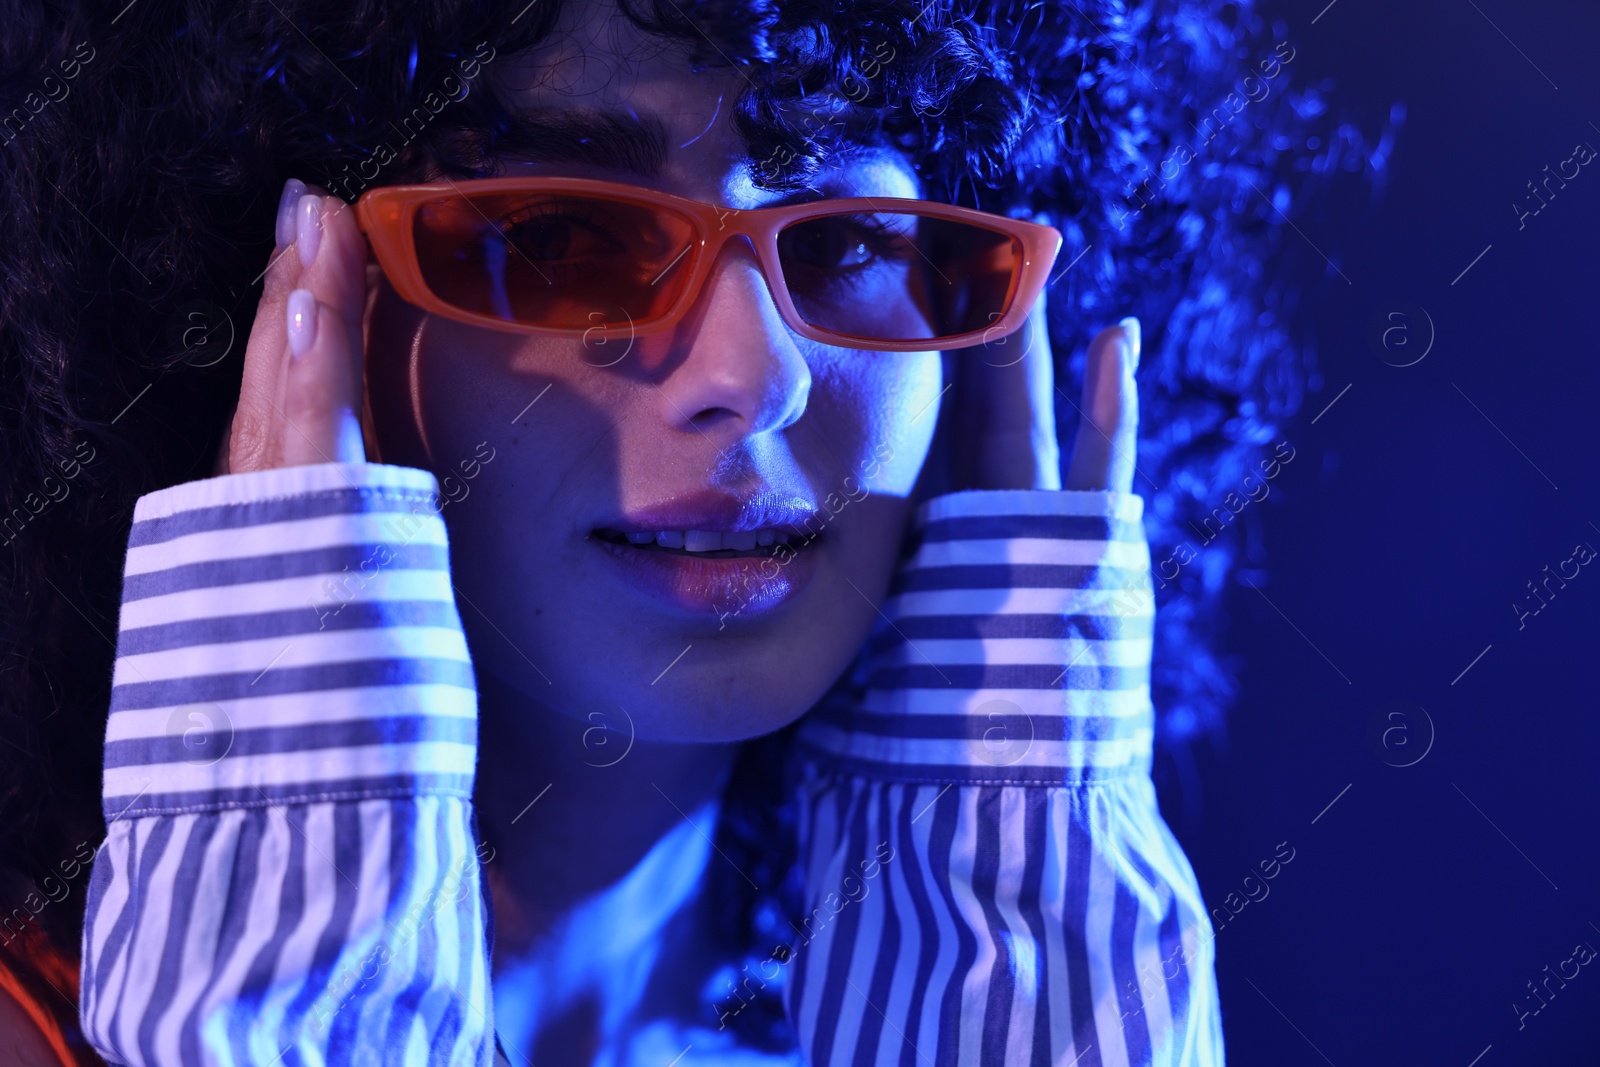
[1154,1,1600,1063]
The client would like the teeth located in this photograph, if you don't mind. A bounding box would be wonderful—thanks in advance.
[684,530,722,553]
[613,528,795,551]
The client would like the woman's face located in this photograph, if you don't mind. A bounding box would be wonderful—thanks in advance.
[366,2,942,743]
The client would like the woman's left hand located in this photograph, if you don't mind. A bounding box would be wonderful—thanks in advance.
[948,290,1141,496]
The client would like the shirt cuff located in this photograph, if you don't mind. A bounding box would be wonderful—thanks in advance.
[104,462,478,818]
[910,485,1145,539]
[796,486,1155,784]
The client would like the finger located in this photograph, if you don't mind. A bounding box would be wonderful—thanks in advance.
[226,178,312,472]
[962,291,1061,490]
[1063,316,1140,494]
[281,290,366,466]
[295,191,369,414]
[231,182,370,472]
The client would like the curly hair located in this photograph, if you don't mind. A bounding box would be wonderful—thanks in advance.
[0,0,1374,1054]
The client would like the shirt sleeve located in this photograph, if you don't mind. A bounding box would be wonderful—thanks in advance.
[786,488,1224,1067]
[79,461,494,1067]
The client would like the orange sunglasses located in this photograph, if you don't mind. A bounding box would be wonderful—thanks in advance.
[354,176,1062,352]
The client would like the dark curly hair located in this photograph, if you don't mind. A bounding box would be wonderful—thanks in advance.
[0,0,1380,1056]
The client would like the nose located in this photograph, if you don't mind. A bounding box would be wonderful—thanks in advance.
[653,236,811,443]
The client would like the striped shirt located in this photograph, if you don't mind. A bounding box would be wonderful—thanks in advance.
[79,462,1223,1066]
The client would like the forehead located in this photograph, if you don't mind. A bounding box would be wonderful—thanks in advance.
[477,0,920,205]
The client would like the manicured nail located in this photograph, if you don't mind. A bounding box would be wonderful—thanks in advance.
[286,289,316,359]
[275,178,307,247]
[295,194,322,267]
[1118,316,1141,372]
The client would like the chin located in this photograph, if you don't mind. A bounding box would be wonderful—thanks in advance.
[472,615,847,745]
[608,650,840,744]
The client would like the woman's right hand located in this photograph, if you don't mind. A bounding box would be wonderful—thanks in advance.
[213,178,371,475]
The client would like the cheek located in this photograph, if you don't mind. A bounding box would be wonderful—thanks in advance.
[806,350,942,498]
[393,321,630,681]
[390,311,618,481]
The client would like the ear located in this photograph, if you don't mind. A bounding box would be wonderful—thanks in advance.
[363,263,436,470]
[359,255,386,464]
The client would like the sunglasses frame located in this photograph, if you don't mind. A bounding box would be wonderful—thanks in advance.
[354,176,1063,353]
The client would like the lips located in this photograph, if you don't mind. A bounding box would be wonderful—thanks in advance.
[590,488,824,617]
[604,488,822,536]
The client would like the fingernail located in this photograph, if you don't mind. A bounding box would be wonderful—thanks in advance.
[275,177,307,247]
[286,289,316,359]
[295,194,322,268]
[1118,316,1141,372]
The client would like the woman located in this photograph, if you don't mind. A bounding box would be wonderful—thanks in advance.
[0,0,1309,1063]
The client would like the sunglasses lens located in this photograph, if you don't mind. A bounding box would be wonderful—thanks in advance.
[777,212,1023,343]
[412,192,697,329]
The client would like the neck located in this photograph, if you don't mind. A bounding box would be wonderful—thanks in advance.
[473,669,740,1060]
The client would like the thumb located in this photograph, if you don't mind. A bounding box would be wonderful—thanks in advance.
[1063,317,1140,493]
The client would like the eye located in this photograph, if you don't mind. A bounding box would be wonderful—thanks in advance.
[499,202,627,261]
[780,218,879,270]
[507,217,575,260]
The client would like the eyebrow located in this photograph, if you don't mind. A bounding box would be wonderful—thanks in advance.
[451,108,671,178]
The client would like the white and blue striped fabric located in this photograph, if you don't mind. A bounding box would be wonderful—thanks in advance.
[79,464,1222,1066]
[789,490,1222,1066]
[81,463,493,1066]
